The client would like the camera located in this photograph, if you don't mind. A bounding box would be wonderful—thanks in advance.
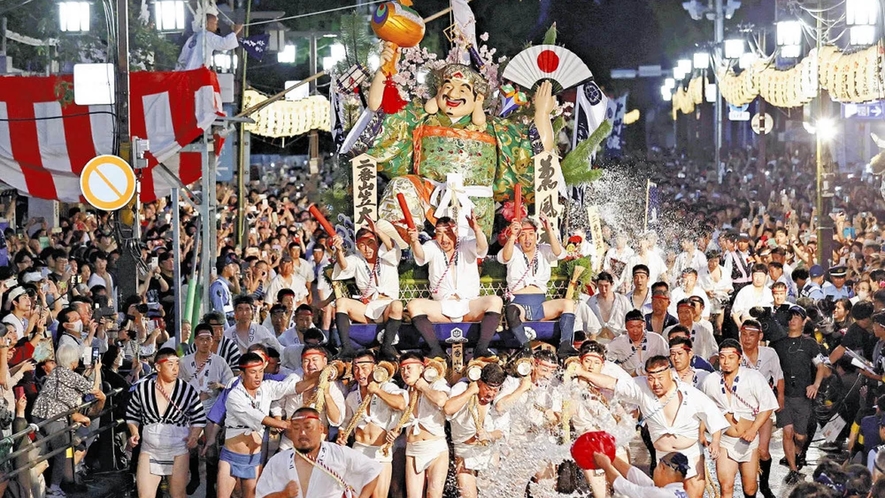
[136,303,149,314]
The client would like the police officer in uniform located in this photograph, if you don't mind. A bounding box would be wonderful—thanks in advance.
[800,265,826,302]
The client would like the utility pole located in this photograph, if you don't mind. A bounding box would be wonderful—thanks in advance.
[815,0,833,268]
[236,0,252,247]
[713,0,724,175]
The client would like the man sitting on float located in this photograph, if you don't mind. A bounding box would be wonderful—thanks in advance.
[406,215,503,360]
[330,219,405,361]
[497,215,576,358]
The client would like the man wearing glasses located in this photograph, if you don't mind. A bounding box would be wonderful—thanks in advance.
[580,355,729,498]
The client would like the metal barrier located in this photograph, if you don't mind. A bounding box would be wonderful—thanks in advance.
[0,386,126,483]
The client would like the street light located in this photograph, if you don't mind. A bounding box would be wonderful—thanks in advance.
[59,1,90,32]
[154,0,186,31]
[322,43,346,71]
[677,59,693,74]
[213,52,237,73]
[776,20,803,58]
[724,38,745,59]
[693,51,708,69]
[664,77,675,89]
[277,44,296,64]
[661,85,673,102]
[739,51,758,69]
[846,0,878,45]
[705,82,717,103]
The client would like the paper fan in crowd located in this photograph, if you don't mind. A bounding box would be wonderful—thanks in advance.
[502,45,593,94]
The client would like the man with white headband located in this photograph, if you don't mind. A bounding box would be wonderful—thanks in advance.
[256,407,381,498]
[498,215,576,358]
[278,346,346,450]
[219,352,314,498]
[581,355,729,498]
[331,219,405,361]
[701,339,778,498]
[406,216,503,360]
[337,349,406,498]
[737,319,783,498]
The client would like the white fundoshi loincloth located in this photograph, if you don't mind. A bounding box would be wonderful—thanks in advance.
[141,423,190,476]
[406,438,448,473]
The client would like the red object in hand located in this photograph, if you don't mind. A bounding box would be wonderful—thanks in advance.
[396,193,415,230]
[513,184,522,222]
[309,204,336,238]
[571,431,616,470]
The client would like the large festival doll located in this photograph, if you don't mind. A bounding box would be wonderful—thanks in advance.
[364,42,556,238]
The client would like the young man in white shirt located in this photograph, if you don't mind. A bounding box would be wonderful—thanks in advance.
[585,271,632,339]
[607,310,669,377]
[498,217,575,357]
[406,216,503,360]
[731,264,774,328]
[256,407,381,498]
[700,339,779,498]
[224,295,282,355]
[330,220,405,361]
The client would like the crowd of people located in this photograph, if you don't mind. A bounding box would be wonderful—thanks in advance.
[0,142,883,498]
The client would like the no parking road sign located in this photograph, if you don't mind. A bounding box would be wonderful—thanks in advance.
[79,155,136,211]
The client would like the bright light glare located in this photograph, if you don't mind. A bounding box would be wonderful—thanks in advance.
[677,59,693,74]
[739,52,758,69]
[154,1,186,31]
[724,39,744,59]
[816,118,837,141]
[850,25,877,45]
[59,2,90,32]
[693,52,708,69]
[777,21,802,57]
[661,86,672,102]
[664,77,675,89]
[847,0,878,26]
[705,83,717,103]
[277,44,296,64]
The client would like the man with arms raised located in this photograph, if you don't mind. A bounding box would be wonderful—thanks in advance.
[331,220,404,361]
[406,216,503,359]
[581,355,729,498]
[701,339,779,498]
[498,216,575,357]
[256,407,381,498]
[336,349,406,498]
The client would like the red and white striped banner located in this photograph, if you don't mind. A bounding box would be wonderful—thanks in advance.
[0,68,223,203]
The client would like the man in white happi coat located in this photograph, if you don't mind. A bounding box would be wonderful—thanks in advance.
[336,350,406,498]
[585,271,632,339]
[700,339,778,498]
[278,346,346,449]
[406,216,503,359]
[498,216,576,357]
[731,264,774,328]
[738,319,784,498]
[668,268,711,320]
[331,220,405,360]
[256,407,381,498]
[444,363,511,498]
[219,353,313,498]
[180,323,235,494]
[176,13,243,71]
[607,310,669,377]
[667,299,718,364]
[669,336,709,389]
[395,352,450,498]
[582,355,730,498]
[224,295,283,354]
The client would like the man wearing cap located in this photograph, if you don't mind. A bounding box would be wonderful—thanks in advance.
[701,339,778,498]
[219,352,312,498]
[211,255,240,327]
[645,282,679,335]
[278,346,346,449]
[499,216,576,358]
[336,350,407,498]
[668,268,710,320]
[224,295,282,355]
[830,301,877,380]
[627,264,653,314]
[607,310,669,377]
[800,265,826,301]
[396,352,450,498]
[581,355,729,498]
[586,271,632,339]
[180,323,235,495]
[731,264,774,328]
[738,318,784,498]
[771,304,827,484]
[823,265,854,300]
[406,216,503,360]
[265,253,311,308]
[444,363,511,498]
[255,407,382,498]
[593,450,692,498]
[331,220,405,361]
[668,298,718,364]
